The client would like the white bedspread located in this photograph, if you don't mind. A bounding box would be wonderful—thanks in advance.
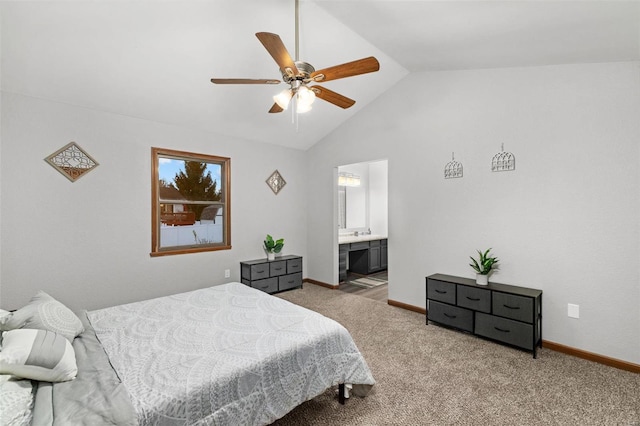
[88,282,375,426]
[0,375,34,426]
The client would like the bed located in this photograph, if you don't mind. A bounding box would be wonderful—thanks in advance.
[0,282,375,425]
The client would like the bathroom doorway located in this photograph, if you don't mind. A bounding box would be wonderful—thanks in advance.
[337,159,388,301]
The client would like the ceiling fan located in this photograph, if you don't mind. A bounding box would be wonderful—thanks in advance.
[210,0,380,114]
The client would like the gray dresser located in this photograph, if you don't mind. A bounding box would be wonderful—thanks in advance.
[426,273,543,358]
[241,255,303,294]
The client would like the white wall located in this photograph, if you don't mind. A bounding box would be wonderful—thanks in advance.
[0,9,2,304]
[368,160,388,237]
[307,62,640,364]
[0,93,307,311]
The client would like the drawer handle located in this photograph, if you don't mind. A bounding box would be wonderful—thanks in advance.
[494,327,510,333]
[257,269,265,273]
[274,267,283,271]
[444,313,457,319]
[435,289,447,294]
[260,285,269,289]
[503,304,520,310]
[466,296,480,301]
[288,280,294,284]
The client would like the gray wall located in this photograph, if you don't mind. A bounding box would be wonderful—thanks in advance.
[0,93,307,311]
[306,61,640,364]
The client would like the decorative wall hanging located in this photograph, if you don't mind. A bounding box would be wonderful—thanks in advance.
[491,144,516,172]
[444,152,463,179]
[45,142,99,182]
[266,170,286,194]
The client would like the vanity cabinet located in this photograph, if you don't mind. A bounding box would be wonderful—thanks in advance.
[369,241,381,271]
[240,255,303,295]
[426,273,543,358]
[339,238,387,279]
[339,245,349,282]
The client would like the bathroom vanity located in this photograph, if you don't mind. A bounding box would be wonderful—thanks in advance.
[338,235,387,281]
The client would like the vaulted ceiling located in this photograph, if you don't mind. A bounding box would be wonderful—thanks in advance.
[2,1,639,150]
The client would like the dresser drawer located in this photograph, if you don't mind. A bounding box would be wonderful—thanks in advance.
[428,301,473,332]
[493,292,534,323]
[269,261,287,277]
[287,258,302,274]
[350,241,370,251]
[427,279,456,305]
[247,277,278,294]
[475,312,533,350]
[457,285,491,313]
[279,273,302,291]
[250,263,270,280]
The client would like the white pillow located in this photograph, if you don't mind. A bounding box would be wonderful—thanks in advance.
[0,292,83,342]
[0,329,78,382]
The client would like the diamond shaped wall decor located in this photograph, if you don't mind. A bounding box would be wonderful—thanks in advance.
[45,142,99,182]
[266,170,286,194]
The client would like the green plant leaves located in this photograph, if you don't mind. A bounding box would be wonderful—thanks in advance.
[469,248,498,274]
[264,234,284,253]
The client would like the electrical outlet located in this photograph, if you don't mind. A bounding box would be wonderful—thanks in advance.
[568,303,579,319]
[224,269,230,278]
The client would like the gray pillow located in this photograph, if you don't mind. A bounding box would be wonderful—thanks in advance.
[0,329,78,382]
[0,292,83,342]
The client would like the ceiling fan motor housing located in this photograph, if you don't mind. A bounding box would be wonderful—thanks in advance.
[282,61,316,83]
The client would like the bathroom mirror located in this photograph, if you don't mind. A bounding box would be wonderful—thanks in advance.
[338,160,388,235]
[338,164,368,230]
[338,186,367,230]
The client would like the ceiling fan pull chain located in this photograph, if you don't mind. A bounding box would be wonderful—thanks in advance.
[291,97,296,125]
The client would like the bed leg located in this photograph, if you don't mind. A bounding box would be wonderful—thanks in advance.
[338,383,346,405]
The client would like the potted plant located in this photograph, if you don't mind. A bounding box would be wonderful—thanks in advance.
[264,234,284,261]
[469,248,499,285]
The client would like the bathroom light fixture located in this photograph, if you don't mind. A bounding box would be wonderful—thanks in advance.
[338,172,361,187]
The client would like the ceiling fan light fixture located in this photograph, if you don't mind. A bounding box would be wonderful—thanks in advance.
[295,85,315,113]
[273,88,293,110]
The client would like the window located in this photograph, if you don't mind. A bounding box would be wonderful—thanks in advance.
[151,147,231,256]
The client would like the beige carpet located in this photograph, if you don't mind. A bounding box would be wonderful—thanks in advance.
[273,284,640,425]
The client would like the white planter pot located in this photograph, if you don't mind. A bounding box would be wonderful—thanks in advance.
[267,252,275,261]
[476,274,489,285]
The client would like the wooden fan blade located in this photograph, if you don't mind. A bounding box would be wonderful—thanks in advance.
[256,32,299,77]
[211,78,281,85]
[311,57,380,82]
[269,103,284,114]
[310,86,356,109]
